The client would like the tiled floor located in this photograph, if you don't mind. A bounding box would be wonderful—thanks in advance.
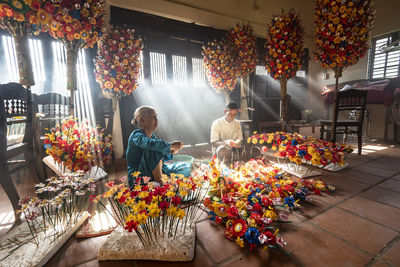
[1,139,400,266]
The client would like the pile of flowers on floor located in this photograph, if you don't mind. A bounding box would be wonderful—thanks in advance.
[248,132,353,167]
[202,156,335,251]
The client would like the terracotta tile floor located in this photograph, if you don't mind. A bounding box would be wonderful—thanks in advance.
[1,139,400,266]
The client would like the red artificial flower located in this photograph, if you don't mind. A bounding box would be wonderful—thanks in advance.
[172,196,181,206]
[124,220,138,232]
[231,218,248,237]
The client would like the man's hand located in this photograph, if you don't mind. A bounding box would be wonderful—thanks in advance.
[226,139,240,148]
[170,141,184,154]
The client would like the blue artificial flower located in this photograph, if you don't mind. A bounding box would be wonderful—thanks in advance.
[291,139,298,146]
[208,211,217,221]
[298,150,306,157]
[110,69,117,77]
[245,227,260,245]
[264,184,272,192]
[284,196,295,208]
[247,194,261,205]
[275,174,283,180]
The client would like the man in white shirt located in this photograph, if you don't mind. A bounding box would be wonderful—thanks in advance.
[210,103,243,163]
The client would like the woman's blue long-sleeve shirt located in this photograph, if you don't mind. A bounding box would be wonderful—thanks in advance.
[126,129,172,185]
[126,129,192,187]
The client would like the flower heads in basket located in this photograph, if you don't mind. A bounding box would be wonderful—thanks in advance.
[203,157,335,251]
[265,9,304,82]
[44,118,113,173]
[94,25,143,98]
[314,0,375,71]
[248,131,352,167]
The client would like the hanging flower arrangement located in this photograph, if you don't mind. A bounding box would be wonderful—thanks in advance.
[202,38,238,92]
[248,131,353,167]
[203,156,335,251]
[44,118,113,173]
[0,0,48,86]
[314,0,375,75]
[227,23,258,77]
[265,10,304,82]
[94,25,143,98]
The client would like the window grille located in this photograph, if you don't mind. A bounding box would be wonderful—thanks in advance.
[369,32,400,79]
[192,57,206,86]
[149,51,167,85]
[172,55,187,86]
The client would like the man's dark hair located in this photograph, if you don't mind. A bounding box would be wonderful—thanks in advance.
[225,102,239,110]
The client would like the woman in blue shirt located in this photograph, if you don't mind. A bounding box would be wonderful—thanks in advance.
[126,106,191,187]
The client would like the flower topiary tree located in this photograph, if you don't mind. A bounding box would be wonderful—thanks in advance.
[0,0,47,87]
[265,9,305,131]
[39,0,105,115]
[314,0,375,139]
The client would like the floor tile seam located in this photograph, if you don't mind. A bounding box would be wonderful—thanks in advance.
[364,234,400,267]
[195,236,218,265]
[318,169,400,209]
[335,206,400,234]
[213,252,243,267]
[307,220,374,257]
[375,184,400,194]
[361,197,400,210]
[349,168,399,178]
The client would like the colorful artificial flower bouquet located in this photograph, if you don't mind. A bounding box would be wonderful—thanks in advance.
[248,132,352,167]
[265,9,304,130]
[227,23,258,77]
[265,9,304,82]
[39,0,104,49]
[0,0,48,86]
[93,172,209,247]
[203,156,335,251]
[94,25,143,98]
[44,118,113,173]
[202,38,238,92]
[314,0,375,73]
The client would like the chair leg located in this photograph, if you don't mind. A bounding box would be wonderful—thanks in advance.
[320,125,324,139]
[0,162,21,220]
[25,150,44,182]
[357,129,362,155]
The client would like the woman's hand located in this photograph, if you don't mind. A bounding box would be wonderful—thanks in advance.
[170,141,184,154]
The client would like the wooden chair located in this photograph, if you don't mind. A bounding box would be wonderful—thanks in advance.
[320,89,368,155]
[0,82,42,220]
[32,92,70,177]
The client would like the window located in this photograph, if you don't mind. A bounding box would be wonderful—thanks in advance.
[192,57,206,86]
[149,51,167,85]
[28,39,45,82]
[172,55,187,86]
[369,31,400,79]
[2,35,21,82]
[255,65,268,76]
